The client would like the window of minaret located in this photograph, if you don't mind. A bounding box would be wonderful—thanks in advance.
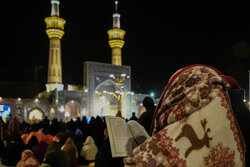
[53,69,56,76]
[58,69,61,76]
[51,50,53,64]
[59,50,60,64]
[52,20,55,28]
[56,50,58,64]
[48,68,51,77]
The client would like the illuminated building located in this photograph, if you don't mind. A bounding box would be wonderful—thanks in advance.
[84,61,132,118]
[44,0,65,92]
[107,1,125,66]
[43,0,149,120]
[83,2,133,118]
[0,1,151,123]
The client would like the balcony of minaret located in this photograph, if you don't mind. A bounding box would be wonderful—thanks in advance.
[45,16,66,39]
[107,29,126,48]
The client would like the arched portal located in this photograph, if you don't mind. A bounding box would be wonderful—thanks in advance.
[28,108,44,123]
[94,79,119,116]
[65,100,80,122]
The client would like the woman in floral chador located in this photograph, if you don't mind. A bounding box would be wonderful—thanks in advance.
[124,64,247,167]
[17,149,40,167]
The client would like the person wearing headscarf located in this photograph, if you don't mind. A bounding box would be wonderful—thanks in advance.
[33,141,48,163]
[80,136,98,162]
[8,115,20,135]
[129,112,139,121]
[124,64,247,166]
[44,141,69,167]
[0,117,5,141]
[0,118,5,158]
[227,89,250,165]
[95,136,124,167]
[17,149,40,167]
[2,134,25,166]
[89,116,105,150]
[138,96,155,135]
[116,110,123,118]
[26,135,39,152]
[61,137,78,166]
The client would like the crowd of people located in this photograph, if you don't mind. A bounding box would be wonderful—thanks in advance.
[0,96,155,167]
[0,115,99,166]
[0,64,250,167]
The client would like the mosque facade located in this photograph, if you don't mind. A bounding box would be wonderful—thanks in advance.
[0,0,149,123]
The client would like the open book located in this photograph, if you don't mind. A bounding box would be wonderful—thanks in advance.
[105,116,149,157]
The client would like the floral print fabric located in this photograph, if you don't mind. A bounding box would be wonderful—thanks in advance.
[152,65,230,134]
[124,65,245,167]
[17,150,40,167]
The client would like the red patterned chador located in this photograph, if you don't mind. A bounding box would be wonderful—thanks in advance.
[124,65,245,167]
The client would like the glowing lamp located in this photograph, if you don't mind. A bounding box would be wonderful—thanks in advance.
[109,74,115,78]
[121,73,126,77]
[59,105,64,112]
[65,112,70,117]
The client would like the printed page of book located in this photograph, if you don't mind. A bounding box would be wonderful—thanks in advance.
[105,116,136,157]
[127,120,149,146]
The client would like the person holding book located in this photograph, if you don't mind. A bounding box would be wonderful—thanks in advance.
[124,64,247,166]
[95,118,124,167]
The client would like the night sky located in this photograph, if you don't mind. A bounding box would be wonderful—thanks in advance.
[1,1,250,98]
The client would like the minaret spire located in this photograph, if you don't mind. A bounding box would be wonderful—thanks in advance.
[107,1,126,66]
[115,1,118,12]
[112,1,121,29]
[45,0,66,92]
[51,0,60,17]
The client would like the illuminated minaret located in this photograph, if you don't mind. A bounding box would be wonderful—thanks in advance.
[44,0,65,92]
[107,1,126,66]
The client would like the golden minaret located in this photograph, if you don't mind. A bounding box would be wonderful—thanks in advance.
[107,1,126,66]
[44,0,65,92]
